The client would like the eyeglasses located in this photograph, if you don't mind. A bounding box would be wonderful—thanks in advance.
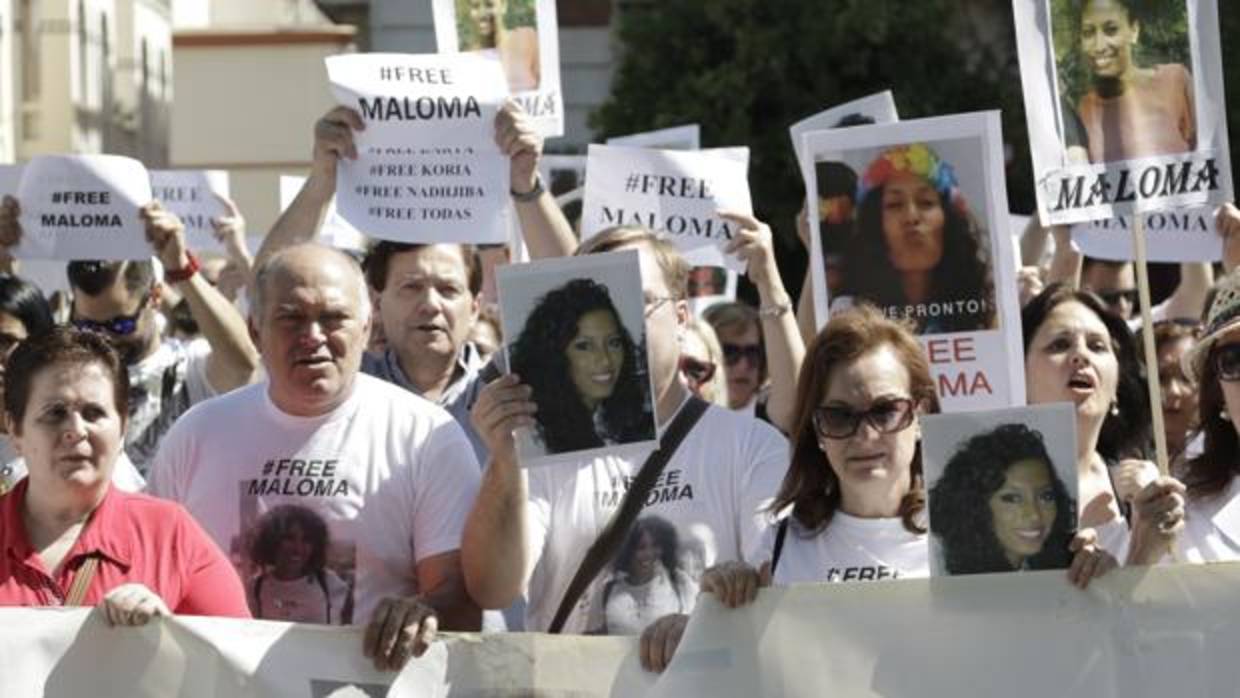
[1097,289,1138,309]
[644,295,676,318]
[72,305,145,336]
[812,398,916,440]
[679,356,717,385]
[722,342,763,367]
[1214,343,1240,382]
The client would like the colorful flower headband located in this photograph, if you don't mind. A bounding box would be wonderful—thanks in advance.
[856,143,968,216]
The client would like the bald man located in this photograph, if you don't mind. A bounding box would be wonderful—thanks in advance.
[149,243,480,670]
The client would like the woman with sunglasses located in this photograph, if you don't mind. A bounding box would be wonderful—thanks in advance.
[1023,284,1185,566]
[638,305,1117,672]
[1178,272,1240,562]
[1152,319,1203,473]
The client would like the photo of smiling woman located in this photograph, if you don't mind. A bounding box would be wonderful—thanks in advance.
[455,0,540,92]
[929,424,1078,575]
[247,504,353,624]
[836,143,996,335]
[508,277,655,456]
[1053,0,1195,163]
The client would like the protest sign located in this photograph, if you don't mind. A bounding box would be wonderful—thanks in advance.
[581,144,752,271]
[607,124,702,151]
[150,169,230,253]
[789,92,900,325]
[803,112,1024,411]
[1073,207,1221,262]
[432,0,563,137]
[1014,0,1232,226]
[687,265,737,318]
[922,403,1078,577]
[326,52,509,245]
[496,250,658,467]
[278,175,367,253]
[15,154,153,260]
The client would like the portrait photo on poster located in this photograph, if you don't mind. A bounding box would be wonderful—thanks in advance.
[807,132,999,335]
[496,250,658,467]
[922,404,1079,577]
[235,502,356,625]
[1014,0,1232,225]
[432,0,564,136]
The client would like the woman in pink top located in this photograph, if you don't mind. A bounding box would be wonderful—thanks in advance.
[0,327,249,623]
[1074,0,1196,162]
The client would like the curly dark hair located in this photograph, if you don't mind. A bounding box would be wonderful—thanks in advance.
[1021,284,1152,461]
[840,183,996,333]
[509,278,654,453]
[249,505,329,576]
[612,517,686,597]
[929,424,1077,574]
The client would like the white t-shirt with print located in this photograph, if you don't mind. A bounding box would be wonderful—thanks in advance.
[1179,476,1240,563]
[523,402,788,634]
[0,435,146,495]
[125,337,217,474]
[758,513,929,586]
[148,374,481,625]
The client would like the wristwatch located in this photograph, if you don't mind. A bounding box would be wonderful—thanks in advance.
[511,174,545,203]
[165,251,201,283]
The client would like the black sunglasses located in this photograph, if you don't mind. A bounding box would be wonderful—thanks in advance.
[679,356,717,385]
[72,306,145,336]
[721,342,763,367]
[812,398,916,440]
[1214,343,1240,382]
[1097,289,1138,309]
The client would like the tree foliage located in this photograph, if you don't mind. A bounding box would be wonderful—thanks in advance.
[591,0,1240,301]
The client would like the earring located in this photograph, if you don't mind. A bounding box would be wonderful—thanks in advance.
[1221,409,1231,422]
[1109,402,1120,417]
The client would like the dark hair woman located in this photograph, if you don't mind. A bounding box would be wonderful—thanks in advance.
[930,424,1077,574]
[590,516,697,636]
[248,504,353,624]
[838,143,996,334]
[509,278,654,455]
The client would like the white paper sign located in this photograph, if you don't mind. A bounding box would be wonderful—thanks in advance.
[581,144,752,271]
[278,175,367,252]
[150,169,229,253]
[1073,207,1221,262]
[922,403,1079,577]
[432,0,564,137]
[607,124,701,151]
[789,92,901,326]
[1014,0,1233,225]
[803,112,1025,411]
[496,250,658,468]
[326,52,509,244]
[16,154,153,260]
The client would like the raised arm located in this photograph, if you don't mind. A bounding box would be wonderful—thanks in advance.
[143,202,258,391]
[209,193,253,299]
[794,204,819,344]
[256,106,363,268]
[1044,225,1083,290]
[461,373,539,609]
[720,210,805,434]
[1217,202,1240,274]
[496,100,575,259]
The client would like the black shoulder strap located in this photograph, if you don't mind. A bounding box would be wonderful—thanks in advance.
[770,518,790,577]
[253,575,264,617]
[548,396,709,634]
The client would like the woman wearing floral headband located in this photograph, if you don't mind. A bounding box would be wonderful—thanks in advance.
[837,143,996,334]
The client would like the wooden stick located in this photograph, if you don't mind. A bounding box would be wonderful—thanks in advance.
[1131,214,1170,477]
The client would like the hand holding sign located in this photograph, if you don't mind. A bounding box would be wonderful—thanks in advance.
[470,373,538,470]
[210,193,250,263]
[312,105,365,183]
[1217,202,1240,273]
[141,201,190,272]
[495,99,542,195]
[719,210,780,294]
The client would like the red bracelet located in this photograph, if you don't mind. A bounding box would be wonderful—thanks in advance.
[165,251,200,283]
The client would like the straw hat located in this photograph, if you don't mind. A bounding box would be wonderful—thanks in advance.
[1185,269,1240,383]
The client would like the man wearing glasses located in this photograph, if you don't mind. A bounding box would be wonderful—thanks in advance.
[1079,257,1211,329]
[0,197,259,474]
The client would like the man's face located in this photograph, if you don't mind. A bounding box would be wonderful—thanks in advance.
[72,279,156,366]
[254,250,371,417]
[715,322,763,409]
[1081,262,1136,319]
[377,245,479,368]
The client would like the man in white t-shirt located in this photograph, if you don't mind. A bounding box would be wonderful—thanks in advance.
[149,244,481,670]
[462,227,788,634]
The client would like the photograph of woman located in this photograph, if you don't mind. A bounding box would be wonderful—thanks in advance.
[1054,0,1196,163]
[589,516,699,636]
[836,142,997,334]
[247,505,353,625]
[929,423,1078,575]
[456,0,540,93]
[508,277,655,456]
